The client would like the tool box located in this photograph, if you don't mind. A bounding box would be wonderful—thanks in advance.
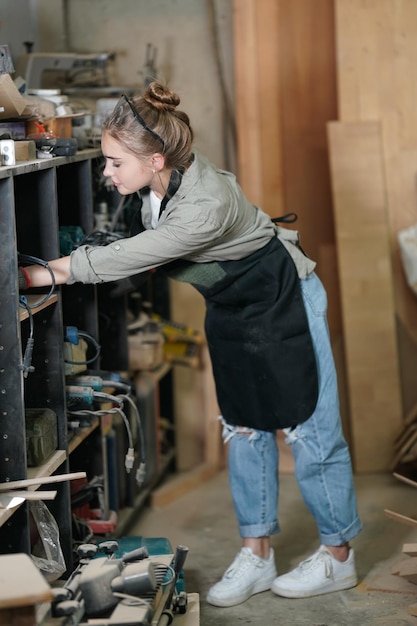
[25,408,58,466]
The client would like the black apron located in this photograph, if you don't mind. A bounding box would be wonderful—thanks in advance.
[131,175,318,431]
[167,237,319,431]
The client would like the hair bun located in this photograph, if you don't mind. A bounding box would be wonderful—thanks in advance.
[144,81,180,112]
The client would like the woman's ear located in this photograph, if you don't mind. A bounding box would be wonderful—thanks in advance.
[151,153,165,172]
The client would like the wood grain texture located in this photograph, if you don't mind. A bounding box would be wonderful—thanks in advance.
[335,0,417,426]
[327,120,403,471]
[0,553,52,607]
[232,0,266,208]
[233,0,351,457]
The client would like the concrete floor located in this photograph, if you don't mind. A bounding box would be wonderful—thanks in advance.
[128,470,417,625]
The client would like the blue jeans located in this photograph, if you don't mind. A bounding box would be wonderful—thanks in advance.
[223,272,362,546]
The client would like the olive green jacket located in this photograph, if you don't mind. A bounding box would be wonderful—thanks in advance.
[68,152,315,285]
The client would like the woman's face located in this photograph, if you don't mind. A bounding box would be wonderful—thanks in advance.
[101,132,153,195]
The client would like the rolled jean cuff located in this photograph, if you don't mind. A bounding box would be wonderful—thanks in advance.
[239,521,280,538]
[318,516,363,547]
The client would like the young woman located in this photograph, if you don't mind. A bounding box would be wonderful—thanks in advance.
[21,81,362,608]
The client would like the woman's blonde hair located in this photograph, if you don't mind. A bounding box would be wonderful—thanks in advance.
[103,81,194,171]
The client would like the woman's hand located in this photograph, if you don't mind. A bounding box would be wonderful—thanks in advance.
[22,256,72,287]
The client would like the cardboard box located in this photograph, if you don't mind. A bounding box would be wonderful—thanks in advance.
[0,73,28,119]
[15,140,36,161]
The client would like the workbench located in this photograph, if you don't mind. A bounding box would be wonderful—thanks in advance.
[0,552,200,626]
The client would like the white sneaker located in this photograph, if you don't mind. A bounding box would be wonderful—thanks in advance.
[271,545,358,598]
[206,547,277,607]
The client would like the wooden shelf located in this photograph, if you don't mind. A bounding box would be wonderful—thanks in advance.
[27,450,67,481]
[68,418,99,454]
[19,294,58,321]
[0,450,67,528]
[0,149,101,180]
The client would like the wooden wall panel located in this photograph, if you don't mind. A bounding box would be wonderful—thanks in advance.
[233,0,350,445]
[327,121,403,471]
[277,0,341,339]
[233,0,341,331]
[278,0,338,262]
[232,0,284,213]
[334,1,417,444]
[233,0,417,470]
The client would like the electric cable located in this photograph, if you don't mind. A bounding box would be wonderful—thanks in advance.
[112,593,151,608]
[17,252,56,377]
[18,253,56,308]
[68,373,147,485]
[101,379,131,394]
[18,297,35,377]
[64,330,101,365]
[119,393,147,486]
[67,390,136,475]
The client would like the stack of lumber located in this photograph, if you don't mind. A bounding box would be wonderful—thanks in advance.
[385,473,417,616]
[391,403,417,476]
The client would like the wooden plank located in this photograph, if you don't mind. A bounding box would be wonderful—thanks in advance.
[0,606,37,626]
[403,544,417,557]
[394,423,417,452]
[398,557,417,585]
[0,553,52,607]
[403,400,417,429]
[0,471,86,492]
[391,429,417,470]
[0,490,56,509]
[256,0,283,216]
[278,0,338,261]
[393,473,417,489]
[384,509,417,529]
[232,0,264,205]
[335,0,417,431]
[327,120,403,471]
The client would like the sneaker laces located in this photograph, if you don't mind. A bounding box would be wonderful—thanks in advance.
[297,547,333,579]
[224,548,263,580]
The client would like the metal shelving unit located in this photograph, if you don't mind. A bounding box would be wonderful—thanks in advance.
[0,149,101,572]
[0,147,177,575]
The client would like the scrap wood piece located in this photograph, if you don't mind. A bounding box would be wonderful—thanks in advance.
[391,430,417,470]
[403,543,417,557]
[391,557,409,575]
[394,423,417,452]
[0,490,57,510]
[403,400,417,429]
[384,509,417,529]
[409,602,417,616]
[398,557,417,585]
[402,444,417,465]
[0,471,86,492]
[0,553,52,608]
[0,490,56,501]
[393,472,417,488]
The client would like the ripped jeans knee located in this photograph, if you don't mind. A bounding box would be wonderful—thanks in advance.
[218,415,261,443]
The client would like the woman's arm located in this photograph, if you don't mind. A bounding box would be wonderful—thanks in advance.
[23,256,72,287]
